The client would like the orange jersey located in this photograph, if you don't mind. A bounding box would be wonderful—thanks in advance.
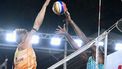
[14,47,37,69]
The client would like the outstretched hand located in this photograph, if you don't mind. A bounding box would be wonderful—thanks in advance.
[65,11,71,19]
[64,11,73,24]
[56,24,67,35]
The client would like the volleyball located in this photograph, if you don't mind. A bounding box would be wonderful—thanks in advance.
[52,1,67,15]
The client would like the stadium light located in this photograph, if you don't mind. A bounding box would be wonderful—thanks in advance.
[6,31,16,42]
[98,41,104,46]
[50,37,61,46]
[115,43,122,51]
[74,39,83,47]
[31,35,40,44]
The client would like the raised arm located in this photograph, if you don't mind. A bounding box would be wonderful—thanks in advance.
[64,11,89,44]
[25,0,51,45]
[32,0,50,32]
[56,24,88,61]
[56,24,83,49]
[65,11,97,52]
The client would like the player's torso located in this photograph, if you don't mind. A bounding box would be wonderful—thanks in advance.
[87,56,104,69]
[14,46,36,69]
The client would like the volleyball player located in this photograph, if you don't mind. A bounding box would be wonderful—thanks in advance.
[14,0,51,69]
[56,10,104,69]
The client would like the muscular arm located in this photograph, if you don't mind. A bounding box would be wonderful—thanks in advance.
[64,11,104,63]
[64,32,88,61]
[65,11,96,52]
[33,0,50,32]
[64,32,79,49]
[66,17,104,63]
[64,11,96,60]
[24,0,50,47]
[65,11,89,44]
[56,24,89,61]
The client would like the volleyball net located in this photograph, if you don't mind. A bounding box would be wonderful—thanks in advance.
[48,31,108,69]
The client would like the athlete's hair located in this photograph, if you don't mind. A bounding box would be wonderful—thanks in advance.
[15,29,28,43]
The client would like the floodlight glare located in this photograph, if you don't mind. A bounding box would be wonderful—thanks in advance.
[74,39,83,47]
[6,32,16,42]
[115,43,122,51]
[31,35,40,44]
[98,42,104,46]
[50,37,61,46]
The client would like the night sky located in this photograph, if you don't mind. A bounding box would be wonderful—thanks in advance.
[0,0,122,35]
[0,0,122,69]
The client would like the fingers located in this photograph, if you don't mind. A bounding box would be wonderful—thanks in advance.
[63,2,68,12]
[63,24,66,28]
[65,14,71,22]
[57,24,67,30]
[56,28,60,31]
[55,30,59,34]
[65,11,70,16]
[55,28,62,34]
[56,24,67,31]
[67,11,70,16]
[56,26,62,32]
[55,25,63,31]
[64,24,67,30]
[58,25,63,30]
